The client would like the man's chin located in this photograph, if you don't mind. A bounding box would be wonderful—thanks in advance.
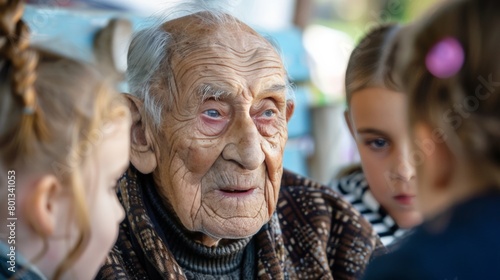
[200,218,268,243]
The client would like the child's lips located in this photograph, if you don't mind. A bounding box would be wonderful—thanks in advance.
[393,194,416,205]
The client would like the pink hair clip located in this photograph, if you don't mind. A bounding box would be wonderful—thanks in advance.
[425,37,464,79]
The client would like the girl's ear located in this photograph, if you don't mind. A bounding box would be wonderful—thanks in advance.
[24,175,62,237]
[123,93,157,174]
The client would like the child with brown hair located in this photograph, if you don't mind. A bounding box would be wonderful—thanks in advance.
[333,23,422,247]
[363,0,500,278]
[0,1,131,279]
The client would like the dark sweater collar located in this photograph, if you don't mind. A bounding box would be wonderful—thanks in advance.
[143,177,254,277]
[423,188,500,234]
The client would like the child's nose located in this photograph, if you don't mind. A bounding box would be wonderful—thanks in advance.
[394,162,415,182]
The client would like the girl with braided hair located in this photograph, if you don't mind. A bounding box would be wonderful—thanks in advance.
[0,1,131,279]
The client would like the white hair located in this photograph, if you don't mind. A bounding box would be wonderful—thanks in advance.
[264,35,296,103]
[126,0,294,132]
[127,26,170,127]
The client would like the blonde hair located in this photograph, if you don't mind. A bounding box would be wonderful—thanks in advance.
[339,24,403,179]
[398,0,500,186]
[0,1,127,279]
[345,23,402,108]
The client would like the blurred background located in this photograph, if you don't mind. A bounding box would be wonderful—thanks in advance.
[24,0,439,184]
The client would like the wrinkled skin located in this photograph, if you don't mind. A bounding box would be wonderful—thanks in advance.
[141,15,293,246]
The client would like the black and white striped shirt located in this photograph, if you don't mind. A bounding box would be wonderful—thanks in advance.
[331,169,407,247]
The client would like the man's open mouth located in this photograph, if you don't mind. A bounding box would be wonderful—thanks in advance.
[221,189,249,193]
[218,188,255,197]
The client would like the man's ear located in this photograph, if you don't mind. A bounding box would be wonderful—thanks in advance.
[123,93,157,174]
[286,100,295,122]
[24,175,61,237]
[344,110,355,138]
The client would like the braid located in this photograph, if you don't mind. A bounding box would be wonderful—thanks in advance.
[0,0,48,163]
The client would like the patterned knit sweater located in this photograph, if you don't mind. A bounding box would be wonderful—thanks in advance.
[96,166,385,280]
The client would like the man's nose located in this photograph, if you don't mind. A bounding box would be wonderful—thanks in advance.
[221,116,265,170]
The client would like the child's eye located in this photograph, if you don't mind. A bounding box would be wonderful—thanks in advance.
[203,109,221,118]
[366,138,389,150]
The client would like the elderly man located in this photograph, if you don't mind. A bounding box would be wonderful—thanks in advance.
[97,6,383,280]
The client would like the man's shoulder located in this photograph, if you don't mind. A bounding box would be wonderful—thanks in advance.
[279,169,361,216]
[280,169,338,195]
[276,170,385,278]
[278,169,378,238]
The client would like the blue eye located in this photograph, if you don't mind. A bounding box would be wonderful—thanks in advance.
[367,138,389,149]
[262,109,275,118]
[204,109,221,118]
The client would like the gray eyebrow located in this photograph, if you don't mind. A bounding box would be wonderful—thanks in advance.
[263,84,287,93]
[198,84,230,101]
[197,83,288,101]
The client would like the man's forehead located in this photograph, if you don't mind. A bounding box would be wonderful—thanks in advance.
[159,12,286,101]
[161,12,269,49]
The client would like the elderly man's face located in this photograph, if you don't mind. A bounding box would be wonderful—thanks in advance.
[153,20,292,243]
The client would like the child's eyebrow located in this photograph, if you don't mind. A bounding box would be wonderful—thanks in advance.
[357,128,391,138]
